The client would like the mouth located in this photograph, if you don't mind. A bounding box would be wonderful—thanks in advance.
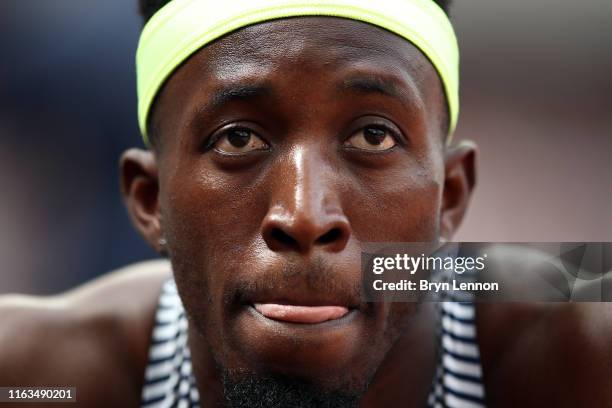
[240,286,362,326]
[253,302,351,324]
[233,271,363,323]
[225,280,375,376]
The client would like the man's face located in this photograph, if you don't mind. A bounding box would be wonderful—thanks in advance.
[138,16,460,404]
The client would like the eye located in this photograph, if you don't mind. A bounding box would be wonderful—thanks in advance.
[212,127,269,154]
[344,126,397,151]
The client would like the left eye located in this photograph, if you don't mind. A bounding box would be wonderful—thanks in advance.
[344,126,397,151]
[212,128,268,154]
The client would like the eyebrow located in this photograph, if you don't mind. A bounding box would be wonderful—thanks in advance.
[338,75,420,109]
[207,83,273,112]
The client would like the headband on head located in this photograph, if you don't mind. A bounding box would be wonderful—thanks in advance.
[136,0,460,145]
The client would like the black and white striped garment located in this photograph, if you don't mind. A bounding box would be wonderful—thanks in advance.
[141,280,200,408]
[426,301,486,408]
[141,279,486,408]
[427,264,487,408]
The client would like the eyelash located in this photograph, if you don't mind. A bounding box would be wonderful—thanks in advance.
[202,119,406,152]
[349,121,406,147]
[202,125,259,151]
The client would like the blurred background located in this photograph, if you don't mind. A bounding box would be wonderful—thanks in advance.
[1,0,611,295]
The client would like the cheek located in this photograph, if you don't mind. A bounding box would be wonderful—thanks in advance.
[345,161,444,242]
[158,162,271,329]
[161,160,269,257]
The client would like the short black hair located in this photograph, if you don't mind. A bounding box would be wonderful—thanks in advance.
[139,0,452,23]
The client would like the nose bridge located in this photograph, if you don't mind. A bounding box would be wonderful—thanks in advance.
[292,146,327,218]
[262,145,350,254]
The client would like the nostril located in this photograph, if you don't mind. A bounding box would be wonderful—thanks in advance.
[263,216,350,253]
[270,228,298,248]
[316,228,343,245]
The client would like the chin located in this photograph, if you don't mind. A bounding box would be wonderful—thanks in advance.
[206,300,416,395]
[220,369,365,408]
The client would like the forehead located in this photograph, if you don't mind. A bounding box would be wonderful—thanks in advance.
[203,17,432,70]
[185,17,439,94]
[151,16,446,145]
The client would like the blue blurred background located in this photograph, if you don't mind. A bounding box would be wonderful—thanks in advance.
[1,0,611,294]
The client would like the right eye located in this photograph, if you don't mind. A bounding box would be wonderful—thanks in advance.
[211,128,269,155]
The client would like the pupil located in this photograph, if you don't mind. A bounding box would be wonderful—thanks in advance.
[364,128,386,145]
[228,130,250,148]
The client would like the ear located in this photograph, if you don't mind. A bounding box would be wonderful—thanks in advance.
[119,148,165,253]
[440,140,477,240]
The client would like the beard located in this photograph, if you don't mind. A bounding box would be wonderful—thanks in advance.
[220,369,365,408]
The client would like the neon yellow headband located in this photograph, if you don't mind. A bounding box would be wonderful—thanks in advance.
[136,0,460,145]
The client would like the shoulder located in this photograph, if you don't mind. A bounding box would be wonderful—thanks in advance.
[475,246,612,406]
[0,259,172,407]
[478,302,612,407]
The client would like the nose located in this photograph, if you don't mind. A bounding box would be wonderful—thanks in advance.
[262,209,351,254]
[261,148,351,254]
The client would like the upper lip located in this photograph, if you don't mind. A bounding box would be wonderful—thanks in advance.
[229,256,364,311]
[240,288,361,310]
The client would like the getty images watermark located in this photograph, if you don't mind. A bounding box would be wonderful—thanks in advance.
[361,243,612,302]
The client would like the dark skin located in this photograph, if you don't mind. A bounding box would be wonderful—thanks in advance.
[0,17,610,407]
[138,17,460,406]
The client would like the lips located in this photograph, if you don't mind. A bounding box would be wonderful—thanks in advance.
[254,303,350,324]
[231,262,362,326]
[228,276,370,374]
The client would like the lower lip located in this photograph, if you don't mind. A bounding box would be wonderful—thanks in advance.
[230,305,364,374]
[253,303,350,324]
